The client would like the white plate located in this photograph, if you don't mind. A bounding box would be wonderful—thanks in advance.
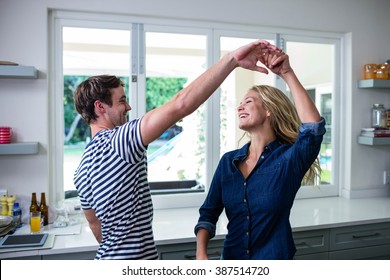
[0,216,12,227]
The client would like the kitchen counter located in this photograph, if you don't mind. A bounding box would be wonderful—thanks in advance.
[1,196,390,259]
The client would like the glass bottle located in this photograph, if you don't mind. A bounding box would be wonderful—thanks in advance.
[39,192,49,226]
[29,192,39,213]
[371,104,387,128]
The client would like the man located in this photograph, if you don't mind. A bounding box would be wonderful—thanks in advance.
[73,40,279,259]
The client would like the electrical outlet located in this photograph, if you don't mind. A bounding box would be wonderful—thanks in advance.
[384,171,390,185]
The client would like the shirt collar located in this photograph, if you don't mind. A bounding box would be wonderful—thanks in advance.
[233,139,282,161]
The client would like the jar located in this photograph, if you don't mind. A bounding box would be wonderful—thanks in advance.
[376,64,389,80]
[387,110,390,128]
[383,63,390,79]
[363,64,377,79]
[371,104,387,128]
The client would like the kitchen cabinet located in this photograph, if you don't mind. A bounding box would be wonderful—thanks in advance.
[329,222,390,260]
[295,222,390,260]
[357,79,390,146]
[0,65,38,79]
[41,251,96,260]
[157,223,390,260]
[157,239,223,260]
[293,229,329,259]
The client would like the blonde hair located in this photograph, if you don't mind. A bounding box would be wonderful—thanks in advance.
[241,85,321,186]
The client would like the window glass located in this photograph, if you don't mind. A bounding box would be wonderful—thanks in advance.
[62,27,130,196]
[285,41,334,185]
[219,37,276,156]
[145,32,207,194]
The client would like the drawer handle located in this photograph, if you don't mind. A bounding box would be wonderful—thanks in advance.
[295,242,307,246]
[352,232,380,239]
[184,251,221,260]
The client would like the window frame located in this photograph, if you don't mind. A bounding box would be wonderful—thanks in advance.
[49,10,343,209]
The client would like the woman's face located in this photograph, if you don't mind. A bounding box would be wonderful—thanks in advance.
[237,90,270,131]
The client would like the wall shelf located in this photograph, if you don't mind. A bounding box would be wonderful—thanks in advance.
[0,65,38,79]
[0,142,39,155]
[358,79,390,89]
[357,136,390,146]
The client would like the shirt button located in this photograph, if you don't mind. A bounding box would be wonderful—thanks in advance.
[246,232,249,236]
[243,199,246,203]
[247,216,250,220]
[246,250,250,254]
[261,155,264,159]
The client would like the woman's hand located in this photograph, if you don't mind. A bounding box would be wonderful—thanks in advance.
[232,40,281,74]
[262,51,293,77]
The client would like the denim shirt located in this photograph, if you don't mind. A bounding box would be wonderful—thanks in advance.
[194,118,326,260]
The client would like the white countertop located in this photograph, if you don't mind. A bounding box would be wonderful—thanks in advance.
[1,196,390,259]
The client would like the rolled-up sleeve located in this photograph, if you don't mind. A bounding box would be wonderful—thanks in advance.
[299,117,326,136]
[194,221,216,239]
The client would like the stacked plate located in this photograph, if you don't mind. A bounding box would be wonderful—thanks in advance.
[0,216,14,237]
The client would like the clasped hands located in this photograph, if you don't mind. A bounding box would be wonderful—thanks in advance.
[233,40,291,76]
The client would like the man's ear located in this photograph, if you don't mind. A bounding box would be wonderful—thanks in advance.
[94,100,105,115]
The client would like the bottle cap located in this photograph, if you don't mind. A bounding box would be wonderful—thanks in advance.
[14,202,19,207]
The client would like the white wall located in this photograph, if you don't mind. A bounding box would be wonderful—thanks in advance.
[1,0,390,205]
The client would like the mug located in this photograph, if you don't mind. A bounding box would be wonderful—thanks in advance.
[0,126,12,144]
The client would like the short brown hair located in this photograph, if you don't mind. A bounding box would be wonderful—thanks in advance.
[73,75,124,124]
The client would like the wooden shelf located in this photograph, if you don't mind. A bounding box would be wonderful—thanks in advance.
[358,79,390,89]
[357,136,390,146]
[0,65,38,79]
[0,142,39,155]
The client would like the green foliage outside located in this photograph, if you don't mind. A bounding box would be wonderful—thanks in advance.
[145,77,187,111]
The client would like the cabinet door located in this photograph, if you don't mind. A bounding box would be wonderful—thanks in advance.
[329,244,390,260]
[293,229,329,256]
[330,222,390,251]
[157,239,223,260]
[41,251,96,260]
[294,252,329,260]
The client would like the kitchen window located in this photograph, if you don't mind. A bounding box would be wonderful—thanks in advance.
[49,11,341,208]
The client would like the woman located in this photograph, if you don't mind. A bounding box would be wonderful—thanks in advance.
[194,50,326,260]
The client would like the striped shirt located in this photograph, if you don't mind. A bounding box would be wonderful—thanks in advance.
[74,118,158,260]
